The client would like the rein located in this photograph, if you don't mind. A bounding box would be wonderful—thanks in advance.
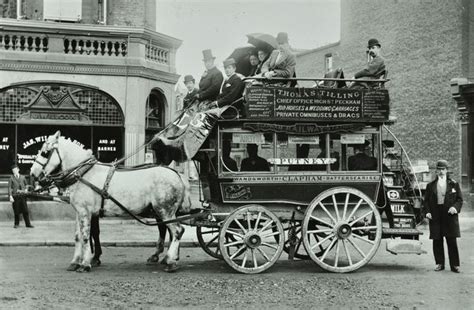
[39,151,205,226]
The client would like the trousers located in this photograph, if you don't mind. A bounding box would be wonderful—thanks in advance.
[12,196,31,226]
[433,237,459,267]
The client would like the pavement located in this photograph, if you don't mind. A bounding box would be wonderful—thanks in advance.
[0,218,200,247]
[1,212,474,248]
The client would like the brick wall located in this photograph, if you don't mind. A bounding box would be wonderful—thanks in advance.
[107,0,155,29]
[297,0,465,180]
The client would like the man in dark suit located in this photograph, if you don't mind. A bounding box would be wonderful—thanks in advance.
[263,32,296,86]
[182,75,198,110]
[348,141,377,171]
[241,144,270,172]
[8,163,33,228]
[350,38,386,88]
[423,160,462,273]
[195,49,224,102]
[216,58,245,108]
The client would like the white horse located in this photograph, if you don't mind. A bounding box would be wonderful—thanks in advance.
[30,131,191,273]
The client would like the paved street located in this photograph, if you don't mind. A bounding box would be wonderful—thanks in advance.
[1,219,473,309]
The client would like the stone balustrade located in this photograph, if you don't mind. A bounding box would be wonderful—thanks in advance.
[0,19,181,70]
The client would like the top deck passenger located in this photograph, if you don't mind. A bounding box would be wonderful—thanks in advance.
[216,58,245,108]
[350,39,385,87]
[263,32,296,85]
[182,75,198,109]
[195,49,224,102]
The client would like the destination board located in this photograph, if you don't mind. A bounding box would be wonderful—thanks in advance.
[244,86,389,122]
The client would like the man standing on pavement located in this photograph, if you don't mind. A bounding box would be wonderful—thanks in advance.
[182,75,198,110]
[423,160,462,273]
[195,49,224,103]
[8,163,33,228]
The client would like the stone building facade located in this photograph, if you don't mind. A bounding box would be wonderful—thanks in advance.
[297,0,474,195]
[0,0,181,201]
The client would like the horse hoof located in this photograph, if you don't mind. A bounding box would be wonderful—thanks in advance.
[160,255,169,265]
[66,263,81,271]
[163,263,178,273]
[91,258,101,267]
[146,255,160,265]
[76,265,91,273]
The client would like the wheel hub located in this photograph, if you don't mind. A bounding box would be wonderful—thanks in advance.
[244,233,262,248]
[335,223,352,239]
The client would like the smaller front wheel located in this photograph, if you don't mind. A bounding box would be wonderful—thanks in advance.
[219,205,284,274]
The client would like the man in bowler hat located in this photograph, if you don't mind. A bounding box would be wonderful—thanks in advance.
[182,75,198,109]
[216,58,245,108]
[8,163,33,228]
[195,49,224,102]
[350,38,386,88]
[424,160,462,273]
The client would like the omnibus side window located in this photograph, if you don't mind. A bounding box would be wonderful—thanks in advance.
[330,133,380,172]
[220,132,274,173]
[276,133,325,172]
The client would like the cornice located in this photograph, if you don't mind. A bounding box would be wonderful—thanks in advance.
[0,60,180,84]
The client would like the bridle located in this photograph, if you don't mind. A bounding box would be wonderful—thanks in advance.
[34,143,63,175]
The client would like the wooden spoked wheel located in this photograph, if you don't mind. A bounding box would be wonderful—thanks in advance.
[274,220,327,260]
[196,226,223,259]
[302,187,382,273]
[219,205,284,274]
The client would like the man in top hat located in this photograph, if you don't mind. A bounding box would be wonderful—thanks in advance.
[195,49,224,102]
[182,75,198,110]
[424,160,462,273]
[8,163,33,228]
[216,58,245,108]
[350,38,386,88]
[263,32,296,86]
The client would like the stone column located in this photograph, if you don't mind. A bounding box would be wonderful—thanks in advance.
[124,77,148,165]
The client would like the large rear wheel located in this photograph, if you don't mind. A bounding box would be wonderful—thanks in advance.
[302,187,382,273]
[219,205,284,274]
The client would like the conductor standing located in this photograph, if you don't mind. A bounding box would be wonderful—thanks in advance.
[423,160,462,273]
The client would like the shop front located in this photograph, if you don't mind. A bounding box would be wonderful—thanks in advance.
[0,81,125,176]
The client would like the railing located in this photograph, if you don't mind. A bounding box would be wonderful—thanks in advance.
[64,38,127,56]
[0,34,48,52]
[145,43,169,64]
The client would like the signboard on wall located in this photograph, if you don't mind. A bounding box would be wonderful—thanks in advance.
[245,87,389,122]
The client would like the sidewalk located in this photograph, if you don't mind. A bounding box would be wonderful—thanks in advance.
[0,218,199,247]
[1,213,473,247]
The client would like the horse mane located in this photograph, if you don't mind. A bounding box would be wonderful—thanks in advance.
[57,136,93,168]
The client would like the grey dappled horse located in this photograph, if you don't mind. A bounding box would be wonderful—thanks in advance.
[30,131,191,272]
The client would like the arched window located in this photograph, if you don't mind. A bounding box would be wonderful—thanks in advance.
[145,89,166,143]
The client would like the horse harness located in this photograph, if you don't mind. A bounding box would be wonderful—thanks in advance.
[40,150,207,226]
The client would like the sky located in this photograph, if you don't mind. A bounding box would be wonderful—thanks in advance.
[156,0,340,90]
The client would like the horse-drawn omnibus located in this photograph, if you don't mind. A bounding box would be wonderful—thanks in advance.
[191,78,426,274]
[30,77,426,274]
